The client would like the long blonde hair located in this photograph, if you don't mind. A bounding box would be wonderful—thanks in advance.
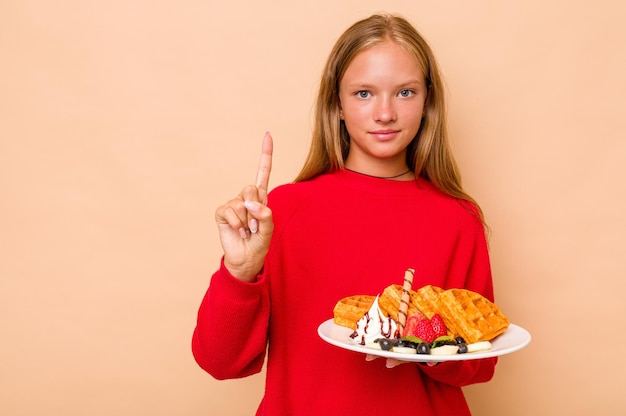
[294,13,484,223]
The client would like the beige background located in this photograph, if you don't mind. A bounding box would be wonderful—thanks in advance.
[1,0,625,414]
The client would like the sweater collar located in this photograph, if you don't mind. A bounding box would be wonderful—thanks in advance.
[327,168,429,195]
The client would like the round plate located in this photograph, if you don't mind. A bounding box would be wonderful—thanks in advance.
[317,319,531,362]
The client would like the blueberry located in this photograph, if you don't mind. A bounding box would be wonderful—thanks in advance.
[398,339,417,348]
[417,342,431,354]
[457,343,468,354]
[455,336,466,345]
[378,338,394,351]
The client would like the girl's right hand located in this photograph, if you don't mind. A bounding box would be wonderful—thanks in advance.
[214,132,274,282]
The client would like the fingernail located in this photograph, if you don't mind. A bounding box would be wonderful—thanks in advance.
[249,218,258,234]
[244,200,260,213]
[386,362,396,368]
[238,227,248,239]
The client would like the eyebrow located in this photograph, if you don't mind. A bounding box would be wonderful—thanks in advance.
[344,79,425,89]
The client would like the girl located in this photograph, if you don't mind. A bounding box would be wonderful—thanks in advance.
[193,13,497,415]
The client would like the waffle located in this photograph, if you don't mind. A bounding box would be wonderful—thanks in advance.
[379,284,420,322]
[435,287,510,343]
[333,295,376,330]
[379,284,509,343]
[411,285,445,319]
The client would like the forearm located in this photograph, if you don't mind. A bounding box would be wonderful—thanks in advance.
[192,259,270,380]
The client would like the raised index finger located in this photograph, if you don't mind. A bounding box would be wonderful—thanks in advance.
[255,132,273,204]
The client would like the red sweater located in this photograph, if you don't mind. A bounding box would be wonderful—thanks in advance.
[192,169,497,415]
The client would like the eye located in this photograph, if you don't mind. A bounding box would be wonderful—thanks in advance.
[399,89,414,98]
[356,90,371,99]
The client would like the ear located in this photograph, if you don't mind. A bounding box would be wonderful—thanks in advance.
[337,102,344,120]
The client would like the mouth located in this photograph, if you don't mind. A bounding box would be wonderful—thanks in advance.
[369,129,400,141]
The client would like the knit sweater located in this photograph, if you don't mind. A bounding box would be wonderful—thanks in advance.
[192,169,497,415]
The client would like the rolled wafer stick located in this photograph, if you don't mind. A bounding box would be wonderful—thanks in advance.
[396,268,415,336]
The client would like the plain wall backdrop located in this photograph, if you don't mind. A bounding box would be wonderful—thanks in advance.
[1,0,625,414]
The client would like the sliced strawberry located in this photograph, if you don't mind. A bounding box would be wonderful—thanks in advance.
[403,312,426,337]
[413,318,437,343]
[430,314,448,338]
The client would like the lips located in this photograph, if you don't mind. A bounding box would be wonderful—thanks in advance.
[369,129,400,141]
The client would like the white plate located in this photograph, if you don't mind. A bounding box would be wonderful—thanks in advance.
[317,319,531,362]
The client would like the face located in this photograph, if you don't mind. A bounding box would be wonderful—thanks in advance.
[339,41,427,172]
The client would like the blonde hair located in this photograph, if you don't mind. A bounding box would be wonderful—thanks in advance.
[294,13,485,223]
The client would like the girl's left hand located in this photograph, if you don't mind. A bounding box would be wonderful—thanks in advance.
[365,354,407,368]
[365,354,438,368]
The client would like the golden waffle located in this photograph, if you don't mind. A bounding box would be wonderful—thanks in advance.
[411,285,445,319]
[332,295,376,330]
[379,284,420,322]
[380,284,509,343]
[436,287,510,344]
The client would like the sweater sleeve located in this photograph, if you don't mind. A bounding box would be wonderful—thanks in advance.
[191,258,270,380]
[418,357,497,387]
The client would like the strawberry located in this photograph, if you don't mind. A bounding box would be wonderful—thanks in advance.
[413,318,437,343]
[403,312,426,337]
[430,314,448,338]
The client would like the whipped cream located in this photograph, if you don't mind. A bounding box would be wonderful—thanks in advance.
[350,295,397,345]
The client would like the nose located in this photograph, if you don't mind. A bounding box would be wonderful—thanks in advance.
[373,96,396,123]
